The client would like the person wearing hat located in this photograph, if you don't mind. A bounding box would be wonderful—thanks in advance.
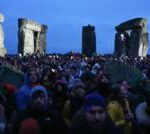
[13,85,66,134]
[70,93,121,134]
[52,79,68,111]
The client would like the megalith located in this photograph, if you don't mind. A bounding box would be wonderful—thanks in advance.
[18,18,48,56]
[0,13,7,57]
[115,18,148,57]
[82,24,96,57]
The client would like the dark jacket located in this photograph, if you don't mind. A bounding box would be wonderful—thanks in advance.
[12,106,67,134]
[70,109,123,134]
[13,85,67,134]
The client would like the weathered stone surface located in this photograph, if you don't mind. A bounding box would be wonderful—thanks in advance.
[0,13,6,57]
[142,33,148,57]
[115,18,148,57]
[23,29,34,54]
[114,31,129,57]
[18,18,48,56]
[115,18,147,31]
[0,13,4,23]
[0,24,4,48]
[82,24,96,57]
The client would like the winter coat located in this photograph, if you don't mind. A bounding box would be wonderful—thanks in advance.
[107,101,132,134]
[70,109,122,134]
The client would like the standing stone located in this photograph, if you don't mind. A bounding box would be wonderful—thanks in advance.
[37,26,47,54]
[115,31,129,57]
[128,29,141,56]
[0,13,6,57]
[115,18,148,57]
[128,25,148,57]
[18,18,48,56]
[82,24,96,57]
[142,33,148,57]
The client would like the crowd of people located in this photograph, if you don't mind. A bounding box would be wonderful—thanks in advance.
[0,52,150,134]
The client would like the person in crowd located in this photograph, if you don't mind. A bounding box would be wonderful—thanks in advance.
[41,68,52,91]
[70,93,122,134]
[107,84,134,134]
[2,83,17,121]
[81,65,96,93]
[119,80,140,110]
[135,94,150,134]
[63,81,86,128]
[15,69,41,112]
[13,85,67,134]
[96,74,110,101]
[91,63,101,75]
[62,70,75,89]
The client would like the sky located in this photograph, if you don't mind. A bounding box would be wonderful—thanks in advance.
[0,0,150,54]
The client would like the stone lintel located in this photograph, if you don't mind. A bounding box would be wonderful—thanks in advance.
[18,18,48,32]
[115,18,147,31]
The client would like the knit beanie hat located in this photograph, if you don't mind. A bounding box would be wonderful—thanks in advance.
[19,118,41,134]
[83,93,106,111]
